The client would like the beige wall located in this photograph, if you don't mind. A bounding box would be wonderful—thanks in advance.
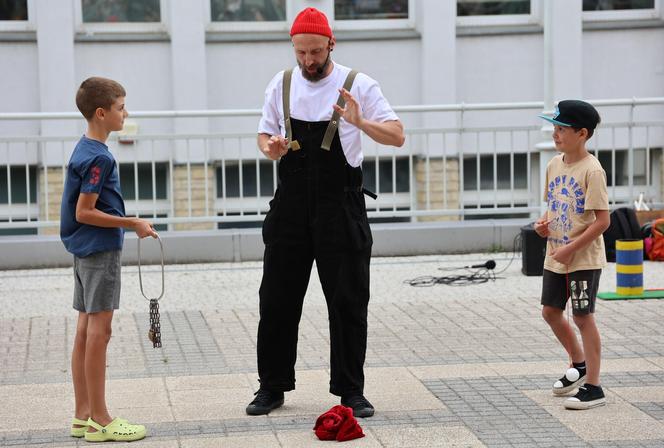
[415,158,460,221]
[38,167,64,235]
[173,164,216,231]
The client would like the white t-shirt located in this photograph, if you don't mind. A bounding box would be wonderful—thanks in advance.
[257,62,399,167]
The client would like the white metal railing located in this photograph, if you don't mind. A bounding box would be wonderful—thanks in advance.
[0,97,662,232]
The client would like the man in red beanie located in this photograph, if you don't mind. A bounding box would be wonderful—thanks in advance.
[247,7,405,419]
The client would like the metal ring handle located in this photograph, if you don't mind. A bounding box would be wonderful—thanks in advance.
[137,233,165,301]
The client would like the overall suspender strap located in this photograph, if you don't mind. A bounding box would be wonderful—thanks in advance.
[282,69,300,150]
[321,69,359,151]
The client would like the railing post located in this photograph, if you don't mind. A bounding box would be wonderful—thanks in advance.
[628,97,635,202]
[458,103,465,220]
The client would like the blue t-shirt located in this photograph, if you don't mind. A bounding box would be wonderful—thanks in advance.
[60,135,126,258]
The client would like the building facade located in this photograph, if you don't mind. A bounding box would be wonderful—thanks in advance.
[1,0,663,234]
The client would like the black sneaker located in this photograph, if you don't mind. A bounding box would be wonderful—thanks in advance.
[564,384,606,410]
[246,389,284,415]
[341,394,375,418]
[552,367,586,395]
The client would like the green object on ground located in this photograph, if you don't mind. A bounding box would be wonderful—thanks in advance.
[597,290,664,300]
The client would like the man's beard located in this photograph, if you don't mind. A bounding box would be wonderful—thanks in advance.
[298,52,331,82]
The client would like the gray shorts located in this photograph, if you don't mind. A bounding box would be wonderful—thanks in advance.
[73,250,121,314]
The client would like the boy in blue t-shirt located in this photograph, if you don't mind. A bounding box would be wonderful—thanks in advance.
[61,77,156,442]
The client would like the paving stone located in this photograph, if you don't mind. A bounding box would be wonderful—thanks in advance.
[2,254,664,446]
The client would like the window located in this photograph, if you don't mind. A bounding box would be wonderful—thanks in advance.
[217,212,262,229]
[582,0,659,20]
[463,154,527,190]
[596,148,653,187]
[0,0,32,32]
[583,0,655,10]
[0,0,27,20]
[0,219,37,236]
[362,158,409,194]
[81,0,160,23]
[138,213,167,232]
[216,160,275,198]
[457,0,530,16]
[0,165,38,236]
[463,203,530,220]
[456,0,538,27]
[333,0,413,31]
[334,0,408,20]
[76,0,165,35]
[119,163,168,200]
[0,166,37,204]
[210,0,285,21]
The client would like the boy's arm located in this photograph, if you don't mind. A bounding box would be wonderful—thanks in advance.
[76,192,157,238]
[534,213,551,238]
[535,165,551,237]
[566,209,610,253]
[550,209,610,264]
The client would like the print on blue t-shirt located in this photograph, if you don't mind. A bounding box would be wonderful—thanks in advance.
[60,136,125,258]
[547,174,585,247]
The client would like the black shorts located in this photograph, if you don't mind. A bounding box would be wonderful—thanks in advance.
[541,269,601,315]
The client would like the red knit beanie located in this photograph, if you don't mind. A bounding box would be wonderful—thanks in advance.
[290,7,333,38]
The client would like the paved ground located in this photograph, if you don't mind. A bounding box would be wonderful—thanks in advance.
[2,251,664,447]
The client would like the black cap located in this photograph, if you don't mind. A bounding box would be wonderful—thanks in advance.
[538,100,601,131]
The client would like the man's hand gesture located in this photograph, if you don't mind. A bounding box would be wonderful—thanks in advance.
[262,135,289,160]
[333,88,363,129]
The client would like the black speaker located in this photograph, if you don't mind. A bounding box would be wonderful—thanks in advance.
[521,223,546,276]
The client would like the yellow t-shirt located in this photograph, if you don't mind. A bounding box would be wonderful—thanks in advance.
[543,153,609,274]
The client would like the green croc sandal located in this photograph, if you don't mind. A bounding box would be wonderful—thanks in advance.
[84,417,147,442]
[70,417,89,438]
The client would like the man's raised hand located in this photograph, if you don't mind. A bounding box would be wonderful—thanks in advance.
[333,88,363,128]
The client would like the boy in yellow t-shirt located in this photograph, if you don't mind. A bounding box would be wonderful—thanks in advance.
[535,100,610,410]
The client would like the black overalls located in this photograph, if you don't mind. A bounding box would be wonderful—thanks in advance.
[257,69,373,397]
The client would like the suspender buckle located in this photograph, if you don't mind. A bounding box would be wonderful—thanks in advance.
[288,140,301,151]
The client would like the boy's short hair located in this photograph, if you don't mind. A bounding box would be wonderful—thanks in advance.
[76,77,126,120]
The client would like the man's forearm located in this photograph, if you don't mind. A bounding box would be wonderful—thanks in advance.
[358,120,405,147]
[257,133,271,151]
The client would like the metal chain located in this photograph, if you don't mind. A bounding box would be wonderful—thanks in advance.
[148,299,162,348]
[138,234,165,348]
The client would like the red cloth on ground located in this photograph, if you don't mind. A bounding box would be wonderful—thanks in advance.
[314,405,365,442]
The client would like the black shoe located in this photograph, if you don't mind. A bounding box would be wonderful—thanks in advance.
[341,394,375,418]
[564,384,606,410]
[552,367,586,395]
[246,389,284,415]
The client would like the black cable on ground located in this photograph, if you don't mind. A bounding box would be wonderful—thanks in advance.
[403,232,522,287]
[404,268,496,287]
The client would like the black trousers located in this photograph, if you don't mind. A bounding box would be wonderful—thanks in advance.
[256,118,372,397]
[258,240,370,396]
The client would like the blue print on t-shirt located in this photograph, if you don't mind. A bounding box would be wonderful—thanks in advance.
[547,174,585,247]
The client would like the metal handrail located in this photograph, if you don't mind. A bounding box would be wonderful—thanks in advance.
[1,97,662,121]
